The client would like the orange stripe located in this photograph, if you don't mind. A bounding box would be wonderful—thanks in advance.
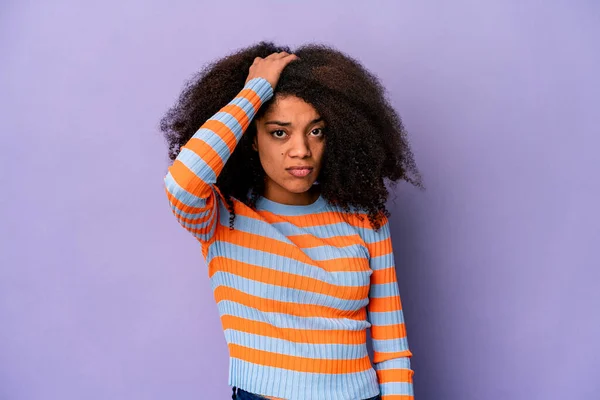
[167,201,212,226]
[373,350,413,364]
[168,159,214,202]
[214,286,366,321]
[228,343,372,373]
[225,192,385,233]
[287,233,365,249]
[381,395,413,400]
[221,315,366,345]
[366,237,393,258]
[165,188,213,223]
[260,210,371,229]
[232,200,378,233]
[209,257,369,300]
[376,368,414,383]
[371,267,397,285]
[221,205,367,250]
[371,323,407,341]
[165,189,212,219]
[184,137,223,174]
[221,104,250,130]
[213,229,370,273]
[202,120,237,153]
[167,190,215,237]
[368,295,403,313]
[238,88,264,114]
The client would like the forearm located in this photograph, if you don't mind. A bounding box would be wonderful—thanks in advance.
[163,77,273,242]
[165,77,273,201]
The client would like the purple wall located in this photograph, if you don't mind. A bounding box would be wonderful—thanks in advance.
[1,1,598,399]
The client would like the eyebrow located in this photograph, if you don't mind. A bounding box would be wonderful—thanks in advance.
[264,117,323,127]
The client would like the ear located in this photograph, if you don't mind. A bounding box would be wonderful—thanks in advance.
[252,136,258,151]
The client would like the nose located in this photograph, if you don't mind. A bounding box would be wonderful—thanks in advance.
[289,134,311,158]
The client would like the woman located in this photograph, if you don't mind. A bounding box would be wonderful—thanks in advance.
[161,41,422,400]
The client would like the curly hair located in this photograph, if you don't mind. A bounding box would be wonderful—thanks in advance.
[160,41,423,231]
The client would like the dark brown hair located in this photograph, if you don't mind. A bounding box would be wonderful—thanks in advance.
[160,41,423,230]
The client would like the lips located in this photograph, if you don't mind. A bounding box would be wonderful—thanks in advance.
[286,166,313,177]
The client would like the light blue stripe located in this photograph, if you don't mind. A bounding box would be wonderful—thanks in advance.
[176,212,213,231]
[164,171,208,208]
[372,337,410,353]
[212,272,369,311]
[189,128,230,160]
[368,310,406,326]
[217,210,370,261]
[209,111,244,140]
[270,220,383,243]
[170,201,213,223]
[228,96,258,121]
[229,357,380,400]
[205,214,217,241]
[217,300,370,331]
[369,253,395,270]
[220,198,386,245]
[224,330,368,360]
[235,193,383,244]
[301,244,369,262]
[359,221,390,243]
[217,210,296,246]
[169,187,223,221]
[245,77,274,104]
[177,147,217,185]
[369,282,399,298]
[380,382,414,396]
[375,357,412,370]
[207,242,372,287]
[165,171,220,231]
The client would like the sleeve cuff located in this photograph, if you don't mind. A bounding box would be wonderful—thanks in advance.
[244,77,274,104]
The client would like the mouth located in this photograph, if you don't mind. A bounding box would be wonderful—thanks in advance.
[286,167,313,178]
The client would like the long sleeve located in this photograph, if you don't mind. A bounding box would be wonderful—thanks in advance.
[366,215,415,400]
[164,77,273,245]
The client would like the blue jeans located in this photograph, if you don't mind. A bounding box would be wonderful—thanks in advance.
[232,386,381,400]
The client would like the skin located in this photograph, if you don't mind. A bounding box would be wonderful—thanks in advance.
[252,95,326,206]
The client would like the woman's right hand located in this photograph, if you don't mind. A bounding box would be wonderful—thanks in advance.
[245,51,299,89]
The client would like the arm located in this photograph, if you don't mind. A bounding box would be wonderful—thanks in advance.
[366,215,415,399]
[164,77,273,245]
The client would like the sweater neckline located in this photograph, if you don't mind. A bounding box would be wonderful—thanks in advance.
[255,193,326,216]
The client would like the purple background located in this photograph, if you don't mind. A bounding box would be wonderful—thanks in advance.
[1,1,599,399]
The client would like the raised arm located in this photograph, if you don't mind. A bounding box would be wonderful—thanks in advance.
[365,216,415,399]
[164,51,299,246]
[164,77,273,244]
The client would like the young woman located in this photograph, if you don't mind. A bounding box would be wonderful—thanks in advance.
[161,41,422,400]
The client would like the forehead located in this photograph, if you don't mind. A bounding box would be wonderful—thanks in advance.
[262,95,320,121]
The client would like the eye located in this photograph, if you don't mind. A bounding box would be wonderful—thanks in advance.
[310,128,325,137]
[270,130,287,139]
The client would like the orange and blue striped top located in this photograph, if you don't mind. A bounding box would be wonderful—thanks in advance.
[164,77,415,400]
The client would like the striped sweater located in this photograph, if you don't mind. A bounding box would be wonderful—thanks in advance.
[164,77,415,400]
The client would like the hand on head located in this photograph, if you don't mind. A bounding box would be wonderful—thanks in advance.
[245,52,300,89]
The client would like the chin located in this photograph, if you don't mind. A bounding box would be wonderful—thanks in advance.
[287,186,313,194]
[283,182,316,194]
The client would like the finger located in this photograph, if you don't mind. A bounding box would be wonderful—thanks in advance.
[280,54,300,64]
[265,52,284,59]
[273,51,290,59]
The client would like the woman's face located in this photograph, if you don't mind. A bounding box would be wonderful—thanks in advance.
[253,95,326,205]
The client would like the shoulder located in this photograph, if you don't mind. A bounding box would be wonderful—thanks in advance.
[325,201,390,240]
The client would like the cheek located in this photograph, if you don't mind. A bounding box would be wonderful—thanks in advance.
[313,142,326,161]
[256,145,281,171]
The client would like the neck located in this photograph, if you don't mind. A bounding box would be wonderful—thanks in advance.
[262,184,321,206]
